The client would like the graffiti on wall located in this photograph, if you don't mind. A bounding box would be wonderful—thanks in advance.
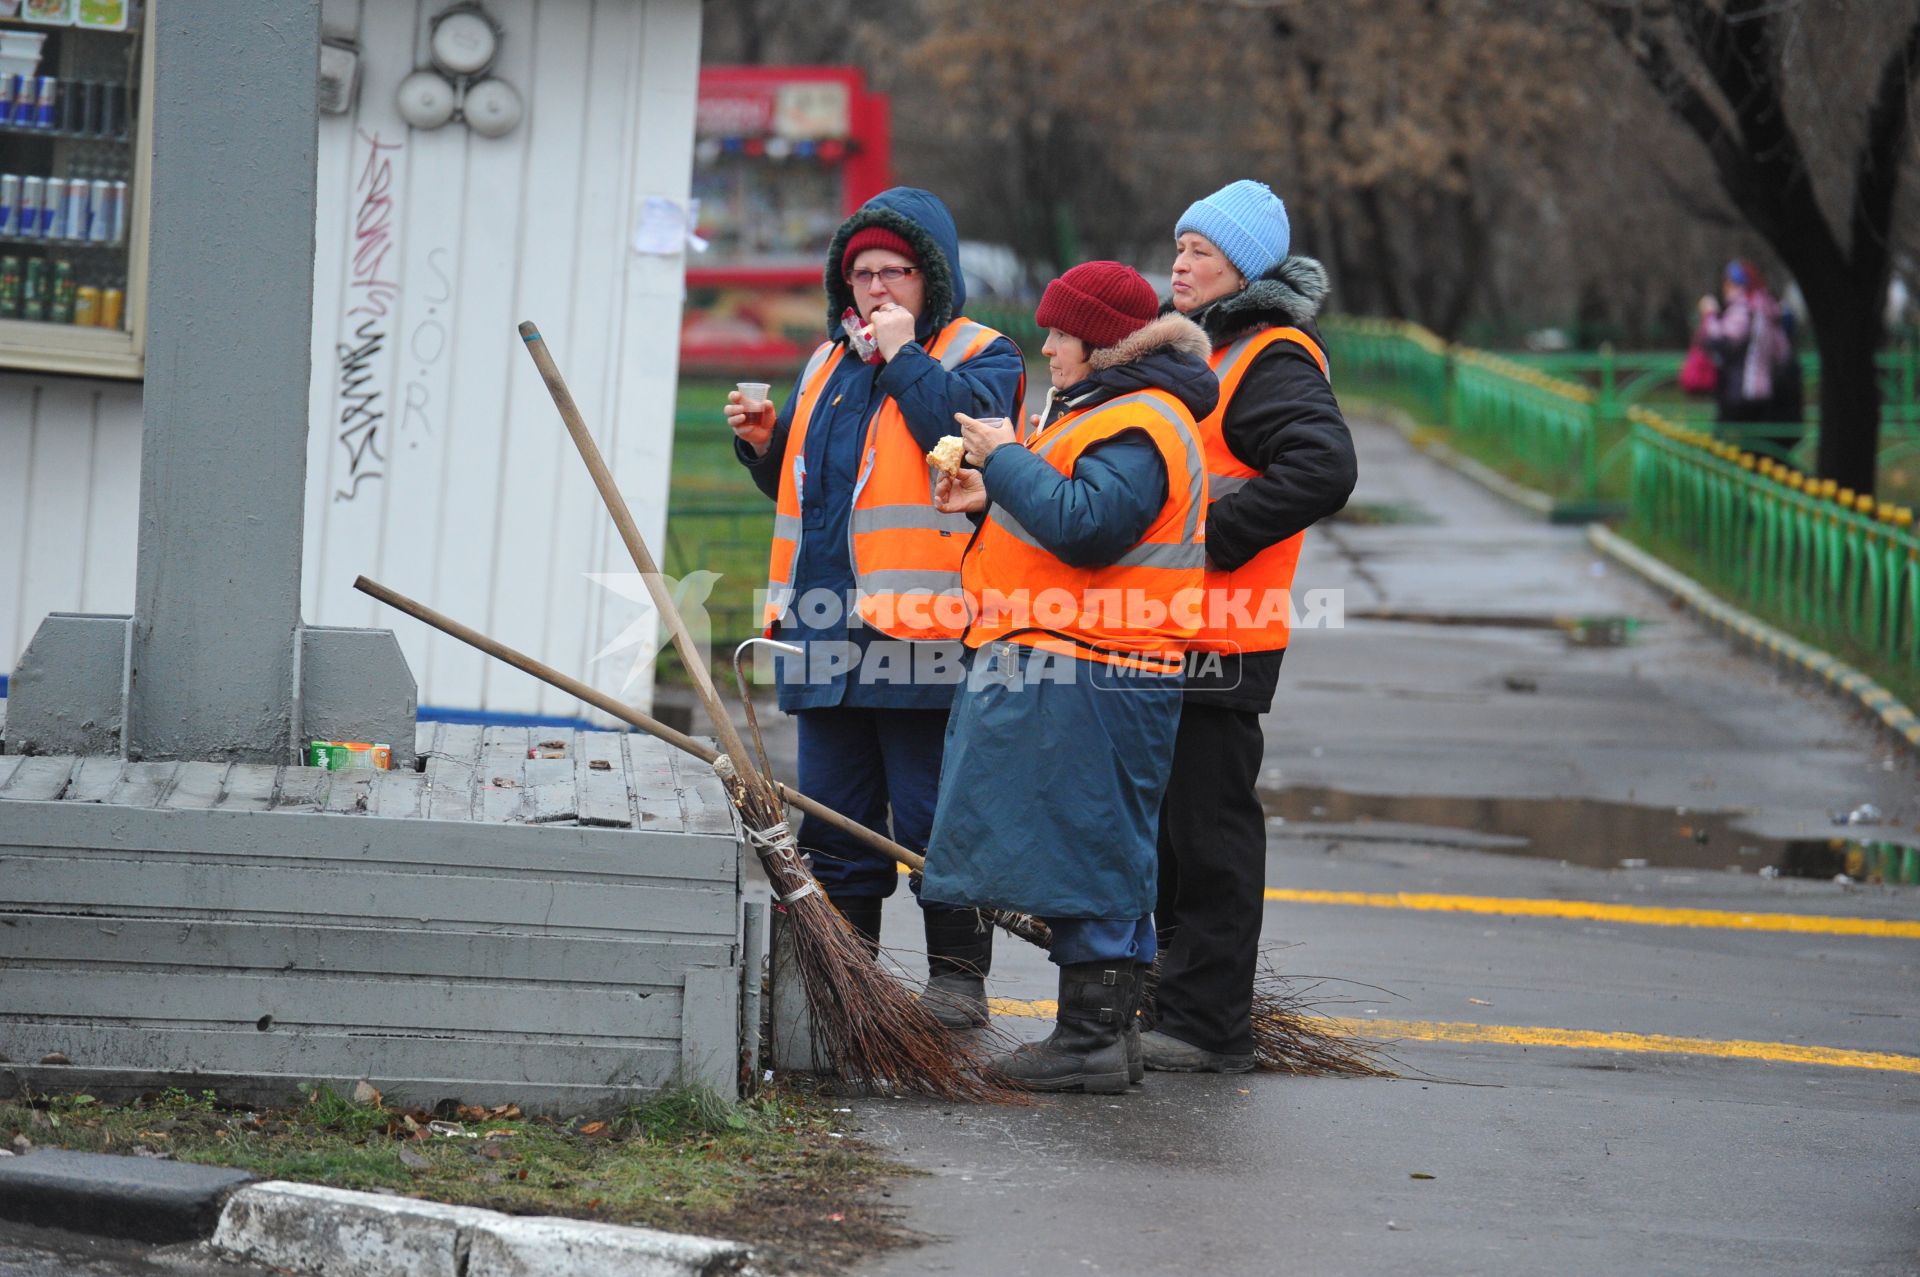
[334,130,403,502]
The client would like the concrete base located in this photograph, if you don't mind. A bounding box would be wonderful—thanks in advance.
[3,614,417,768]
[768,908,828,1074]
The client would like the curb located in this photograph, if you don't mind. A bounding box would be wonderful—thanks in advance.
[1586,524,1920,756]
[0,1148,254,1244]
[212,1180,753,1277]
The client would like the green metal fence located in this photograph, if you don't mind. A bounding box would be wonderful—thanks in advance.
[1325,317,1614,505]
[1626,406,1920,684]
[1323,316,1920,710]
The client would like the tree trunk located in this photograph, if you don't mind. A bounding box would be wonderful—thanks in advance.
[1807,289,1885,494]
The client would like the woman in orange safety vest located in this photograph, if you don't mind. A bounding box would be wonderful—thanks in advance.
[922,262,1217,1094]
[1142,180,1357,1074]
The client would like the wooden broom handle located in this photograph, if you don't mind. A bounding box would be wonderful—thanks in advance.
[517,321,761,785]
[352,574,927,872]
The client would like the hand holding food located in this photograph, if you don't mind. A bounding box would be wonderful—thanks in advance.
[935,467,988,515]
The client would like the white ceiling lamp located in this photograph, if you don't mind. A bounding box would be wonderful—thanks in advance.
[396,2,524,138]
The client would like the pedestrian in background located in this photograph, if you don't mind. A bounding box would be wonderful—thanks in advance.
[726,187,1025,1028]
[1698,259,1801,464]
[922,262,1217,1093]
[1146,179,1357,1073]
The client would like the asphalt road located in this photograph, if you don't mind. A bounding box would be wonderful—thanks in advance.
[835,412,1920,1276]
[0,1221,270,1276]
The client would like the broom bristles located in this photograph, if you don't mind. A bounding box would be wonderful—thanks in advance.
[780,893,1024,1102]
[716,757,1023,1103]
[1140,947,1393,1078]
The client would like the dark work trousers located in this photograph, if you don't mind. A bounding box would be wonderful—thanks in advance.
[1153,702,1269,1056]
[795,705,948,901]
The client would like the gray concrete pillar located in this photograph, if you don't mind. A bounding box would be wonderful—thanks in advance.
[5,0,415,767]
[124,0,320,762]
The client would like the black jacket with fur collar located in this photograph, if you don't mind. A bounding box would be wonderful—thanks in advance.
[1171,255,1358,710]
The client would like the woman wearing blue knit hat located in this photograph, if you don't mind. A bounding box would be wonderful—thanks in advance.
[1140,179,1359,1073]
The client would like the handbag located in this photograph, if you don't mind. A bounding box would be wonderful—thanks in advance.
[1680,339,1718,396]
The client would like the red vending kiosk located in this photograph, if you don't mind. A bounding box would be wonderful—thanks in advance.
[683,65,890,374]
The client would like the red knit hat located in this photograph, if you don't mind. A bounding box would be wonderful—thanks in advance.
[842,226,917,275]
[1035,261,1159,350]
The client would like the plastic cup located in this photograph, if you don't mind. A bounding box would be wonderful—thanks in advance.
[736,381,773,428]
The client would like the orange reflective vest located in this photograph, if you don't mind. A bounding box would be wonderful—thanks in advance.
[763,318,1020,641]
[961,388,1206,675]
[1190,326,1330,653]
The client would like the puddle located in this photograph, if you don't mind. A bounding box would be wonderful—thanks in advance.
[1259,785,1916,882]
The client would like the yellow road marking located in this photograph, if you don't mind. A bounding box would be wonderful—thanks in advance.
[1261,888,1920,939]
[984,1000,1920,1075]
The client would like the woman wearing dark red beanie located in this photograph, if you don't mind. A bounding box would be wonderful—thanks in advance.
[920,262,1218,1093]
[725,188,1026,1028]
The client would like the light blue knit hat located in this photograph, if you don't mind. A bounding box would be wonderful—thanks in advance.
[1176,180,1290,283]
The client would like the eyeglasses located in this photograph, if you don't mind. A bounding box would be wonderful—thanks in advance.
[847,266,918,286]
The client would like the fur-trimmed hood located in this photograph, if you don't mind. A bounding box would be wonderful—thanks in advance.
[822,186,966,342]
[1055,312,1219,424]
[1174,255,1330,349]
[1088,312,1213,372]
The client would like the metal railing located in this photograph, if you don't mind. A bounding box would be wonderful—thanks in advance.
[1626,405,1919,679]
[1323,317,1920,704]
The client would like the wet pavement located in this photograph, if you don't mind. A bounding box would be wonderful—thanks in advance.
[0,1222,270,1276]
[817,409,1920,1275]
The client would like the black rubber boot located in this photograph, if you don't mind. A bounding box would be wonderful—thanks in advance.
[988,961,1132,1094]
[1126,962,1147,1085]
[830,894,883,958]
[920,907,992,1028]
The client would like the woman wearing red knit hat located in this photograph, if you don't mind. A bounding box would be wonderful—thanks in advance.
[920,262,1217,1093]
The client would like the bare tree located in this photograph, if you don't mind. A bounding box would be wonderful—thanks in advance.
[1593,0,1920,492]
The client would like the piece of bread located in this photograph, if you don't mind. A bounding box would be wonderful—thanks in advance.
[927,435,966,476]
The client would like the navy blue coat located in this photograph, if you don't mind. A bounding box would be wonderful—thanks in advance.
[737,188,1025,712]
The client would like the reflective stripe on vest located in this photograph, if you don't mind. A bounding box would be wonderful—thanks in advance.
[961,388,1205,671]
[763,318,1021,640]
[1192,325,1329,653]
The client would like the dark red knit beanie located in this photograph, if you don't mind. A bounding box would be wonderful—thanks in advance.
[1034,261,1159,350]
[842,226,917,275]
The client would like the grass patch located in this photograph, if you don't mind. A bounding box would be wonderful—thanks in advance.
[2,1084,915,1274]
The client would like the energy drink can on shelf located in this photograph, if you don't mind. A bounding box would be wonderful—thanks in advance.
[62,181,87,242]
[87,180,109,242]
[42,177,65,238]
[0,75,14,126]
[9,76,31,127]
[73,284,99,326]
[50,259,74,323]
[0,258,20,319]
[0,174,17,236]
[101,286,123,328]
[110,180,126,242]
[19,177,43,240]
[22,257,46,321]
[34,77,57,130]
